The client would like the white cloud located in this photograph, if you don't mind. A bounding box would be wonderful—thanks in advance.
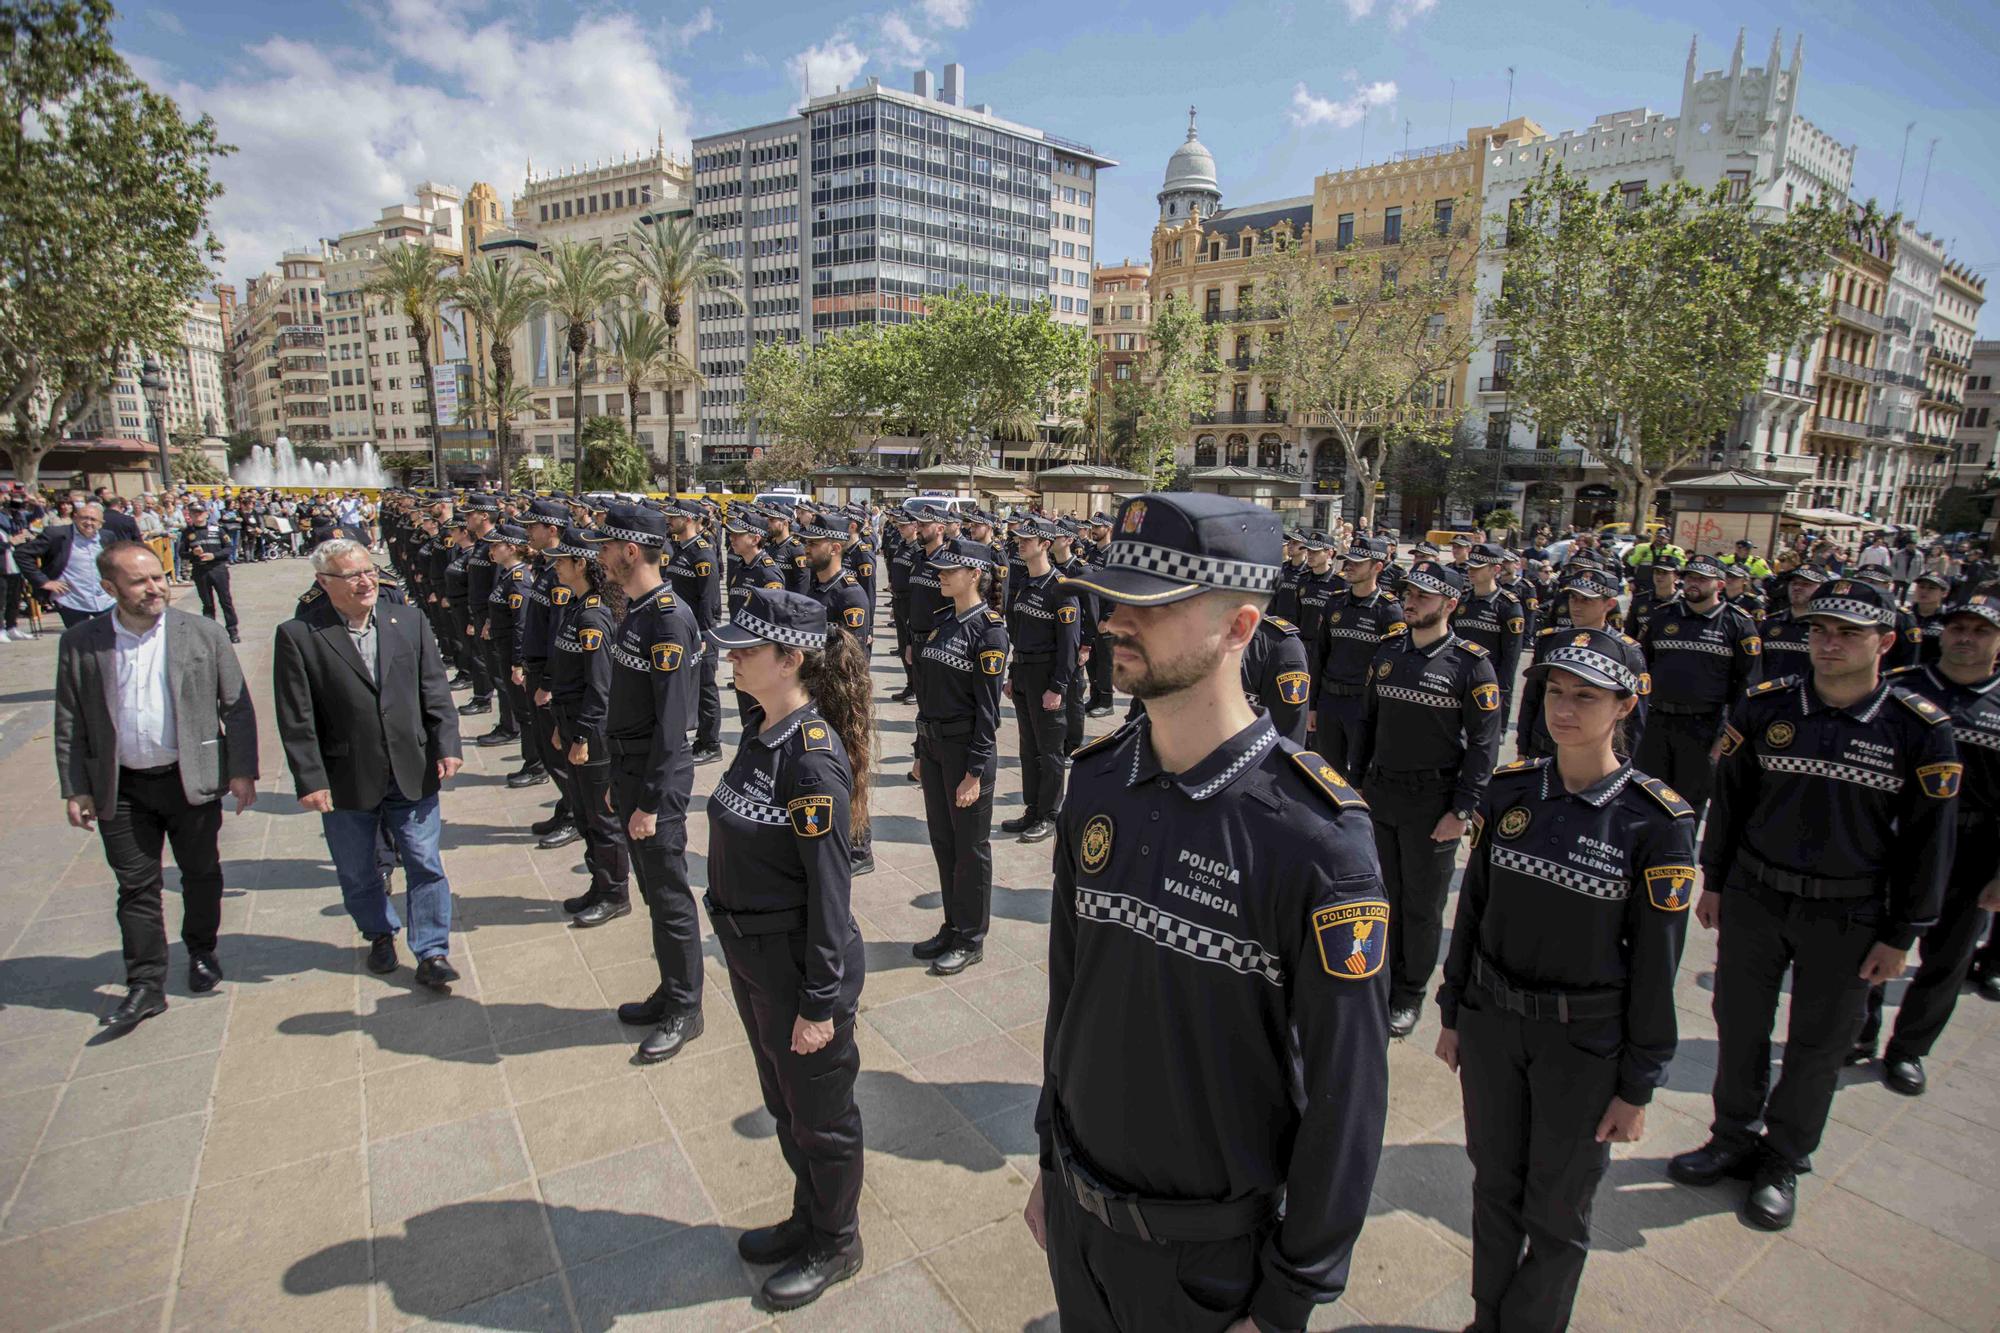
[879,13,930,64]
[785,1,979,109]
[1341,0,1376,17]
[920,0,975,28]
[1288,79,1397,129]
[1340,0,1438,28]
[146,8,186,35]
[672,6,717,46]
[143,2,696,282]
[786,38,868,104]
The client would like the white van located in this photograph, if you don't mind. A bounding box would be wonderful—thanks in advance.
[751,487,805,509]
[906,493,980,516]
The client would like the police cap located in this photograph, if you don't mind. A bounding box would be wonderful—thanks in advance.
[1058,494,1282,606]
[1526,627,1643,696]
[929,537,995,571]
[1944,594,2000,628]
[1803,578,1897,628]
[1400,560,1467,598]
[599,503,670,548]
[709,587,830,651]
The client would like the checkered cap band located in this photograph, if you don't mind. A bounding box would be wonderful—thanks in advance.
[1565,572,1621,598]
[930,548,990,570]
[1805,596,1892,626]
[730,608,830,650]
[1103,539,1280,593]
[550,539,598,559]
[1401,566,1459,597]
[599,523,664,547]
[1684,557,1726,578]
[1541,645,1639,694]
[795,523,845,541]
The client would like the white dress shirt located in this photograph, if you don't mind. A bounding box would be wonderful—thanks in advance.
[111,612,179,769]
[58,531,115,613]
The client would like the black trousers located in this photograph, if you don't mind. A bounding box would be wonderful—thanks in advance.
[1367,772,1457,1010]
[721,928,865,1249]
[917,734,994,949]
[1064,670,1086,755]
[522,666,557,790]
[1315,691,1368,779]
[1043,1162,1267,1332]
[890,591,914,691]
[1012,668,1068,823]
[461,616,493,701]
[695,643,721,751]
[549,709,629,899]
[484,637,518,735]
[1086,630,1114,708]
[1631,708,1722,818]
[191,563,238,632]
[1457,998,1619,1333]
[1709,876,1880,1167]
[1859,821,1996,1059]
[610,754,702,1012]
[98,765,224,989]
[1,571,22,629]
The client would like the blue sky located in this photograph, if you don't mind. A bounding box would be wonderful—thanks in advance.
[119,0,2000,333]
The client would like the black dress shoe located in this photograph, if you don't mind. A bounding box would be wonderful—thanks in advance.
[562,888,602,915]
[101,986,167,1028]
[188,950,223,994]
[692,745,723,765]
[737,1216,810,1265]
[998,814,1031,834]
[1086,704,1114,718]
[1018,819,1056,843]
[849,853,875,877]
[448,672,473,689]
[761,1239,863,1312]
[415,956,459,990]
[911,928,953,962]
[1883,1053,1927,1096]
[508,768,551,789]
[930,946,982,977]
[531,811,570,836]
[1387,1004,1421,1038]
[1745,1157,1797,1230]
[476,727,521,747]
[1667,1138,1761,1187]
[457,697,493,716]
[618,987,670,1026]
[1977,970,2000,1002]
[636,1009,704,1064]
[890,688,915,704]
[536,822,580,849]
[365,934,399,975]
[227,629,241,644]
[573,896,632,927]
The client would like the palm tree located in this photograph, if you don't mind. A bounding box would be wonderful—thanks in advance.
[527,239,631,490]
[362,243,454,485]
[457,369,542,487]
[606,307,703,485]
[622,216,742,495]
[448,258,544,491]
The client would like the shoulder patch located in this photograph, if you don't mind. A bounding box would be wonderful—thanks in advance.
[800,720,835,753]
[1620,633,1641,648]
[1382,621,1409,638]
[1636,775,1696,819]
[986,609,1004,623]
[1264,615,1300,635]
[654,589,677,610]
[1748,674,1796,696]
[551,586,574,606]
[1289,751,1369,812]
[1894,687,1948,726]
[583,594,601,607]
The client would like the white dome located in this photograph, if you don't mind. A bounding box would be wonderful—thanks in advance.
[1160,107,1220,200]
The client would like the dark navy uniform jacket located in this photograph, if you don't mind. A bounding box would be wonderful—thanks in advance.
[809,569,873,648]
[727,550,786,620]
[1891,663,2000,835]
[1639,597,1761,714]
[904,542,946,629]
[843,538,877,608]
[1288,566,1347,670]
[1351,631,1502,811]
[465,541,496,632]
[1440,757,1697,1105]
[1005,568,1081,693]
[1496,574,1539,637]
[1316,586,1407,696]
[1704,674,1961,950]
[664,535,722,632]
[1449,587,1525,701]
[1908,610,1946,668]
[1244,615,1312,745]
[914,603,1008,782]
[515,557,560,675]
[545,590,614,753]
[1755,606,1812,682]
[605,583,700,817]
[707,703,861,1022]
[179,522,234,567]
[1037,714,1389,1330]
[486,562,528,660]
[769,536,811,594]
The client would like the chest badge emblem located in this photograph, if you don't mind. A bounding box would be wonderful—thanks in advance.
[1376,660,1393,679]
[1497,806,1532,840]
[1764,721,1795,749]
[1079,814,1114,873]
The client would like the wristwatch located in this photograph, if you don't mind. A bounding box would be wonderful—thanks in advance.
[1453,807,1475,823]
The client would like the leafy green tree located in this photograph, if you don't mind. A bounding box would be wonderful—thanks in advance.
[1,0,230,487]
[1253,196,1480,528]
[361,242,454,486]
[378,449,432,485]
[605,306,699,486]
[527,240,631,479]
[510,456,572,493]
[1119,294,1215,487]
[578,415,648,492]
[448,257,543,488]
[1491,166,1854,525]
[743,330,894,483]
[171,446,224,484]
[622,216,742,496]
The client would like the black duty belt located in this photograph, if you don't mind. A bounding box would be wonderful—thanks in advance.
[916,718,973,742]
[1054,1117,1279,1245]
[703,893,807,938]
[606,734,654,758]
[1740,850,1877,900]
[1472,953,1625,1023]
[1321,683,1365,698]
[1652,701,1724,717]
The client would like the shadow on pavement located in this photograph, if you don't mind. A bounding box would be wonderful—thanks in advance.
[0,933,357,1016]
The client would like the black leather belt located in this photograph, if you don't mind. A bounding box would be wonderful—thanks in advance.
[916,719,972,741]
[1053,1117,1279,1244]
[703,893,806,937]
[119,762,179,779]
[1472,953,1624,1023]
[1740,851,1877,900]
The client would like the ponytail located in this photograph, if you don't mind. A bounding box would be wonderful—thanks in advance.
[583,557,625,621]
[798,628,876,840]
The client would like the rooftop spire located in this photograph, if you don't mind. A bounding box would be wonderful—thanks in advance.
[1187,105,1199,141]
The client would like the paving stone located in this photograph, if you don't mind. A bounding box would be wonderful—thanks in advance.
[70,993,233,1076]
[495,1014,634,1104]
[943,964,1049,1032]
[365,1055,510,1141]
[0,1085,57,1161]
[682,1117,799,1217]
[409,1276,571,1332]
[1722,1236,1958,1333]
[924,1219,1056,1332]
[1787,1181,2000,1329]
[371,1182,560,1328]
[515,1073,670,1177]
[0,1194,184,1329]
[0,1031,80,1094]
[212,1025,359,1106]
[199,1076,364,1186]
[175,1148,371,1329]
[861,987,998,1064]
[367,1108,532,1226]
[910,1030,1041,1125]
[565,1222,762,1332]
[783,1258,973,1332]
[41,1049,219,1150]
[539,1140,713,1266]
[1834,1137,2000,1261]
[647,1043,770,1133]
[3,1110,204,1236]
[1339,1207,1462,1323]
[865,1125,1028,1251]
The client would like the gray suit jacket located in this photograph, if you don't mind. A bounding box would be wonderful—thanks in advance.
[54,606,259,809]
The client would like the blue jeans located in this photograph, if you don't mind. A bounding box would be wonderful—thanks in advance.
[322,789,453,959]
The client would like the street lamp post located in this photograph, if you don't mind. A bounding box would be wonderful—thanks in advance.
[139,357,172,495]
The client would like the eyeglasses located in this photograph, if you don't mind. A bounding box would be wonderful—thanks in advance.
[319,569,378,586]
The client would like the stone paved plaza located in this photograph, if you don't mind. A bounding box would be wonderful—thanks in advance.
[1,557,1997,1332]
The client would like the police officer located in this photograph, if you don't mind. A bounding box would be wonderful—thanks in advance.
[963,508,1008,610]
[1516,566,1650,759]
[898,506,950,774]
[841,507,878,626]
[766,506,812,594]
[1047,521,1096,753]
[706,588,872,1309]
[1722,539,1773,582]
[539,528,630,925]
[1850,594,2000,1092]
[1625,554,1682,640]
[477,523,530,750]
[885,508,923,704]
[799,516,875,875]
[1030,492,1389,1333]
[1496,550,1540,639]
[1245,609,1312,745]
[1002,518,1082,844]
[1078,513,1118,724]
[1722,565,1766,625]
[1451,543,1526,726]
[1280,530,1344,675]
[1755,564,1828,682]
[1851,565,1924,670]
[179,501,240,643]
[910,537,1007,977]
[596,503,706,1064]
[1671,577,1959,1230]
[441,522,488,709]
[1351,560,1501,1037]
[1439,629,1695,1333]
[461,500,503,720]
[663,500,724,763]
[1906,570,1952,667]
[1314,536,1405,770]
[1635,553,1760,819]
[724,510,789,731]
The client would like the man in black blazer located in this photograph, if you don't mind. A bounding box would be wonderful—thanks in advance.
[20,502,119,627]
[274,537,465,987]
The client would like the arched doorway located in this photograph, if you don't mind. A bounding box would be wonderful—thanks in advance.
[1226,433,1250,467]
[1193,434,1217,468]
[1312,439,1345,495]
[1257,433,1283,469]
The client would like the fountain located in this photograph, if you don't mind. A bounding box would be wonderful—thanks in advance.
[232,436,390,489]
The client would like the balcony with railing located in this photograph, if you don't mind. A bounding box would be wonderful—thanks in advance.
[1222,355,1256,371]
[1819,356,1881,384]
[1811,416,1871,440]
[1201,307,1273,324]
[278,330,325,350]
[1311,218,1472,253]
[1191,408,1290,425]
[1883,314,1912,335]
[1764,375,1812,399]
[1914,328,1936,346]
[1478,372,1512,394]
[1830,300,1885,332]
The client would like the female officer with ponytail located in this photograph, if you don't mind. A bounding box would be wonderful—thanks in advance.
[706,588,873,1312]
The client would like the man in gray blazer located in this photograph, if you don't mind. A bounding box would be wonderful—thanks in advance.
[54,541,258,1028]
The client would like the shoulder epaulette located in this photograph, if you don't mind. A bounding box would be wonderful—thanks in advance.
[583,594,601,608]
[1636,774,1697,819]
[1382,620,1409,637]
[799,719,835,753]
[1620,633,1641,648]
[1747,674,1795,696]
[1536,625,1557,638]
[654,589,677,610]
[1457,639,1489,657]
[1264,615,1300,635]
[1492,756,1549,777]
[1498,588,1521,604]
[840,572,859,586]
[1070,719,1135,764]
[298,584,324,605]
[1289,751,1369,813]
[1893,686,1948,725]
[986,609,1004,623]
[551,586,574,606]
[1885,664,1923,678]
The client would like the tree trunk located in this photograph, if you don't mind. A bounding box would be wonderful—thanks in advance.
[492,345,515,493]
[4,440,47,490]
[664,382,678,498]
[665,311,683,498]
[1356,457,1378,530]
[416,328,443,487]
[1631,475,1659,530]
[569,325,588,490]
